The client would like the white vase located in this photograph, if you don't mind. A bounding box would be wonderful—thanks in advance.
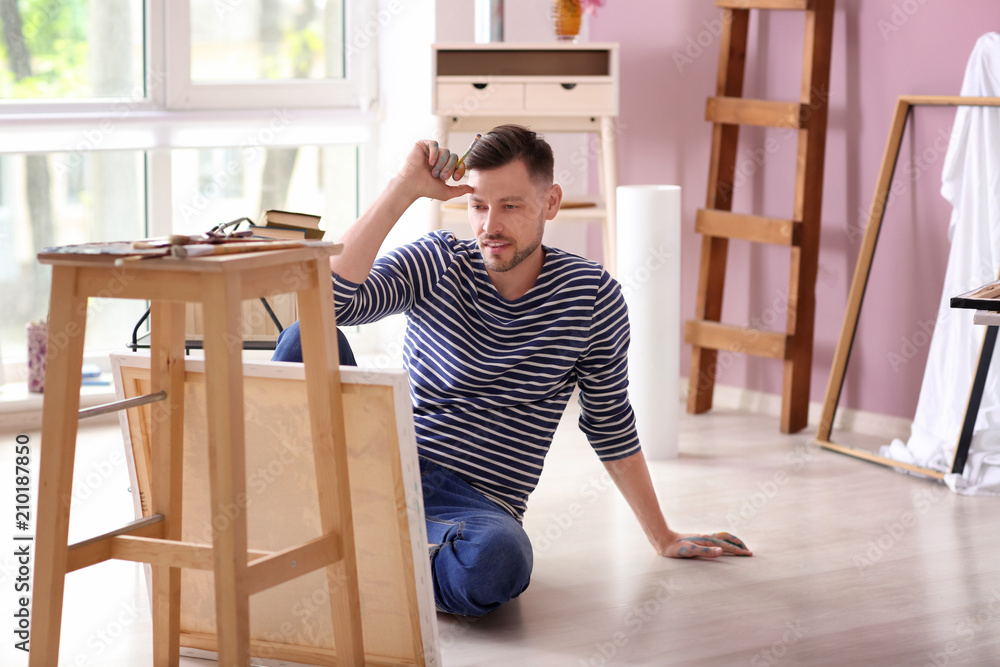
[474,0,504,43]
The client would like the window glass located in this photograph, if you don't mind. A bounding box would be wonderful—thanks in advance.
[0,0,145,100]
[170,144,358,239]
[0,151,147,362]
[190,0,345,82]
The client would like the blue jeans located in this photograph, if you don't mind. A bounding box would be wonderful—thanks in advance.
[270,321,357,366]
[421,458,533,616]
[273,323,533,615]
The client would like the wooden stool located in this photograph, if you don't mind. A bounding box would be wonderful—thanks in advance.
[30,245,364,667]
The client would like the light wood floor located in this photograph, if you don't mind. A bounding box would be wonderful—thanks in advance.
[3,404,999,666]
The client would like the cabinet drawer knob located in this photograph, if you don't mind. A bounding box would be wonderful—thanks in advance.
[560,83,578,90]
[473,83,489,90]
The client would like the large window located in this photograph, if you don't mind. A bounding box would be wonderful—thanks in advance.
[0,0,145,100]
[0,0,373,372]
[170,144,358,236]
[0,151,146,358]
[190,0,345,82]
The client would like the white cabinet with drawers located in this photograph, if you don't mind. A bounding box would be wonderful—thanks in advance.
[431,42,621,275]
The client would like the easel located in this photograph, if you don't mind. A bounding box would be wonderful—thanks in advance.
[29,245,366,666]
[816,95,1000,478]
[685,0,835,434]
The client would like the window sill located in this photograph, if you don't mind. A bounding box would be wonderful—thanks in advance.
[0,108,377,154]
[0,377,119,433]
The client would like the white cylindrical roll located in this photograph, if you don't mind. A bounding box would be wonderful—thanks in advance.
[616,185,682,460]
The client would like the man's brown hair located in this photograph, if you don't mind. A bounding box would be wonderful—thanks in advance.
[463,124,554,187]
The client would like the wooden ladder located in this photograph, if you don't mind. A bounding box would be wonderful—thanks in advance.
[686,0,835,434]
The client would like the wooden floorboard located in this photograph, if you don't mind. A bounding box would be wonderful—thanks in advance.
[3,402,998,666]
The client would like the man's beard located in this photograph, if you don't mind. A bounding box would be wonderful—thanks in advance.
[480,218,544,273]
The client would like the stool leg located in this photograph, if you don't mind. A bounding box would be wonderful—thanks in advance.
[296,258,365,666]
[201,273,251,667]
[29,266,88,667]
[150,301,187,667]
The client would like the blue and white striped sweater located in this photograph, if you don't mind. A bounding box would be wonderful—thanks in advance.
[333,230,640,520]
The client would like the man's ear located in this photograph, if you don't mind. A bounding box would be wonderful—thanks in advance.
[544,183,563,221]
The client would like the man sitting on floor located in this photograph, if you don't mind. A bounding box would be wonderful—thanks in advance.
[272,124,752,617]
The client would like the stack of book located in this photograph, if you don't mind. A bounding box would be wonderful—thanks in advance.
[250,210,325,240]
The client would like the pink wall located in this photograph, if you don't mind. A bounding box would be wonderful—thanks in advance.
[591,1,998,419]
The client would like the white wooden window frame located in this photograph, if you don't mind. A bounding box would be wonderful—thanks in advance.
[165,0,377,110]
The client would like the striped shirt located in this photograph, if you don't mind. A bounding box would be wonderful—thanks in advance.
[333,231,640,520]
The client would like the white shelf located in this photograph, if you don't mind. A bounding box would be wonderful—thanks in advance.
[974,310,1000,326]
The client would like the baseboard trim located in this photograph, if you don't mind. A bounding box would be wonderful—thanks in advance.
[685,382,912,441]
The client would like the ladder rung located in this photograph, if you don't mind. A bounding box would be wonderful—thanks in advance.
[696,209,802,246]
[685,320,787,360]
[706,97,808,129]
[717,0,813,9]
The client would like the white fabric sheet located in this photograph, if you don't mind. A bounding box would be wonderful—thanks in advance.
[880,33,1000,494]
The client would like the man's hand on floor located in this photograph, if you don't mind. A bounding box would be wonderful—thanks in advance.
[658,531,753,559]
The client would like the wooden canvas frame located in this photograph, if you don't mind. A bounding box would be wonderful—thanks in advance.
[815,95,1000,478]
[110,352,439,667]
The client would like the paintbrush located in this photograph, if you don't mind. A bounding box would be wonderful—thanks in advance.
[454,133,482,171]
[131,231,255,249]
[170,240,308,258]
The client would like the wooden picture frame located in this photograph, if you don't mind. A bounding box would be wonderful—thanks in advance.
[110,352,439,666]
[815,95,1000,478]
